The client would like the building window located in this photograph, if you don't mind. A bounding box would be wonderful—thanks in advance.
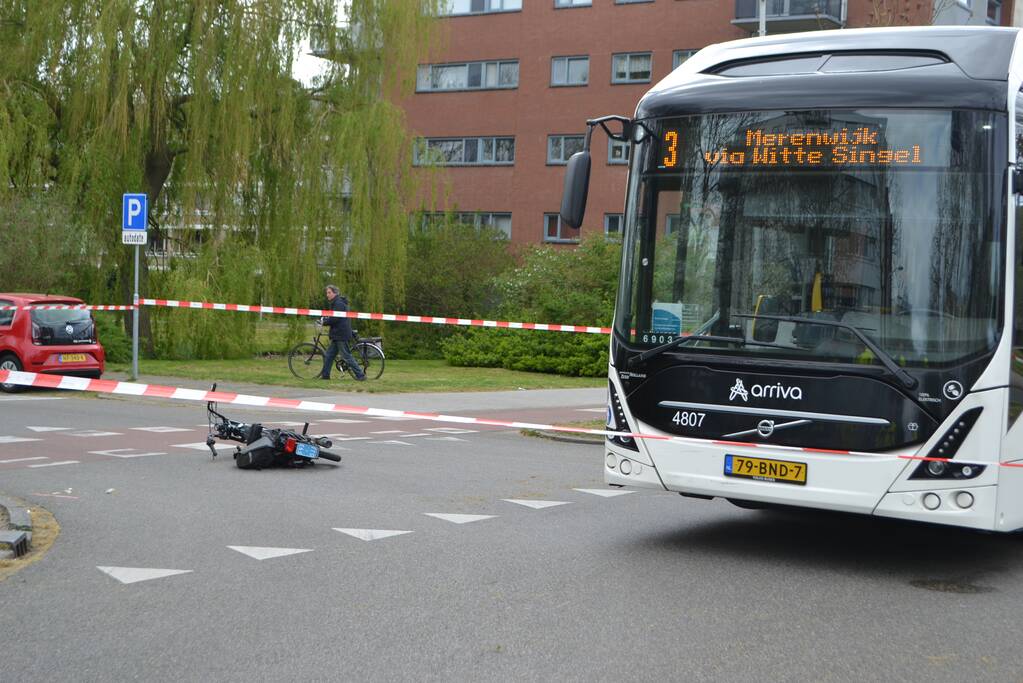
[555,0,591,6]
[551,56,589,86]
[612,52,652,84]
[421,212,512,239]
[547,135,585,164]
[544,213,579,243]
[665,213,682,236]
[988,0,1002,23]
[604,214,624,236]
[440,0,521,16]
[414,137,515,166]
[417,60,519,92]
[608,139,630,165]
[673,49,697,70]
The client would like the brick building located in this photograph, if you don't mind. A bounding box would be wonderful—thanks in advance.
[400,0,1014,246]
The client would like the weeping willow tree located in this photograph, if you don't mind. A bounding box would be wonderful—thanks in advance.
[0,0,441,358]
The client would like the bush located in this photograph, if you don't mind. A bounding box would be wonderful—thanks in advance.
[384,218,516,359]
[442,235,621,377]
[95,314,132,364]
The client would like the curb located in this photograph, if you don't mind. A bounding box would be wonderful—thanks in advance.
[520,429,604,446]
[0,495,32,531]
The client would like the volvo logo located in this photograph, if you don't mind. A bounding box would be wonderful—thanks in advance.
[757,420,775,437]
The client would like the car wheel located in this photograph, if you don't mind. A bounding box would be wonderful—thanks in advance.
[0,354,24,393]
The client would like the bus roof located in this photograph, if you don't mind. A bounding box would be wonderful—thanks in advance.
[638,26,1020,120]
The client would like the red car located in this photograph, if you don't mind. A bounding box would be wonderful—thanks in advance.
[0,293,106,392]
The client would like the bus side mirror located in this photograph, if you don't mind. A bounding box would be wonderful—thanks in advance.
[560,151,591,229]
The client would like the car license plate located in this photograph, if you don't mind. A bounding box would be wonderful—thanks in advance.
[59,353,88,363]
[295,442,319,458]
[724,454,806,486]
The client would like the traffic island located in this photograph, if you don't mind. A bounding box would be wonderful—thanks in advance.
[0,495,59,580]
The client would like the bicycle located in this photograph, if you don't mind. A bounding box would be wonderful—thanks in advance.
[287,325,385,381]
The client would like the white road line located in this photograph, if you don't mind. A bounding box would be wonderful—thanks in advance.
[172,442,235,451]
[370,430,404,435]
[399,433,431,438]
[424,437,467,442]
[29,460,79,468]
[572,488,635,498]
[576,408,607,413]
[319,418,368,424]
[129,426,194,433]
[369,440,413,446]
[330,436,370,442]
[425,427,478,434]
[88,449,166,459]
[66,430,122,437]
[26,426,71,432]
[0,456,48,464]
[0,436,43,444]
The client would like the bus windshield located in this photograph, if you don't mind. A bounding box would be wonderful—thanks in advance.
[618,109,1004,369]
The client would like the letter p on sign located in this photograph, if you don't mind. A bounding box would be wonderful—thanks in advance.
[122,194,147,230]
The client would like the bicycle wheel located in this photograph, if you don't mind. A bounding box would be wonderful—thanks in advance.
[288,342,326,380]
[355,342,385,380]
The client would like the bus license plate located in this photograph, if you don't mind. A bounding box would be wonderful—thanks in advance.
[724,454,806,486]
[59,354,88,363]
[295,442,319,458]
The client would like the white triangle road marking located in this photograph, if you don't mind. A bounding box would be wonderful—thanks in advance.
[423,513,496,524]
[0,436,42,444]
[172,442,235,451]
[97,566,193,584]
[573,488,635,498]
[89,449,166,459]
[26,426,71,432]
[227,546,314,561]
[333,528,414,541]
[502,499,571,510]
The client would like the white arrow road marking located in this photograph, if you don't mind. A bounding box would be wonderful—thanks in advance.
[0,436,42,444]
[97,566,193,584]
[26,426,71,432]
[333,529,414,541]
[227,546,314,561]
[66,430,122,438]
[425,427,478,434]
[573,488,636,498]
[423,513,496,524]
[29,461,79,468]
[88,449,166,459]
[0,456,48,464]
[501,499,571,510]
[129,426,194,433]
[172,442,235,451]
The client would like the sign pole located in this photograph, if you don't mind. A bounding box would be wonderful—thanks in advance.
[132,244,140,381]
[758,0,766,37]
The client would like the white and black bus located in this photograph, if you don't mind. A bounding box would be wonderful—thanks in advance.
[561,26,1023,531]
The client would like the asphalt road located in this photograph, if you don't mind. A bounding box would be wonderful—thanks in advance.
[2,387,1023,681]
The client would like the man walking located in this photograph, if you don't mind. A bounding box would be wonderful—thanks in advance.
[319,284,366,381]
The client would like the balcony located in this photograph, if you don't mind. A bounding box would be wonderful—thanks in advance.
[733,0,844,34]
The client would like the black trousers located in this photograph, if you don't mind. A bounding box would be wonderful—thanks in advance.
[321,339,365,379]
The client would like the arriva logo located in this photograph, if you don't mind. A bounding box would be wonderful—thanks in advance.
[728,378,803,401]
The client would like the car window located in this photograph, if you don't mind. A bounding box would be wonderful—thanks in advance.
[0,300,13,327]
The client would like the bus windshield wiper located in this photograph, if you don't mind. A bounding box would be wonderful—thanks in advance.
[733,313,918,390]
[628,334,792,368]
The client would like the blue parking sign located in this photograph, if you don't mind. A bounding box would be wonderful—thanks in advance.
[122,194,147,230]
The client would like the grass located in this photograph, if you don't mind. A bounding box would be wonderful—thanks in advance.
[107,357,605,393]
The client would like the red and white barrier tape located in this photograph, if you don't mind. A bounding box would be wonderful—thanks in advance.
[0,305,136,311]
[4,368,1014,469]
[138,298,612,335]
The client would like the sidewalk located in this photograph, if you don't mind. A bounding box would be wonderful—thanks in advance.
[102,371,607,415]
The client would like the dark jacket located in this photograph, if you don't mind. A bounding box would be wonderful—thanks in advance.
[325,295,354,341]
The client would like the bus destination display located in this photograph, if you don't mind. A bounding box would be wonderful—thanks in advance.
[659,126,923,169]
